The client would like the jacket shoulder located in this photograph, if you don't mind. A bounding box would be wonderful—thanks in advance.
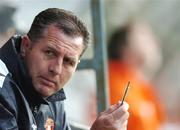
[0,59,9,88]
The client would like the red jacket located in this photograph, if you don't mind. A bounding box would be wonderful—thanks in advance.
[109,60,165,130]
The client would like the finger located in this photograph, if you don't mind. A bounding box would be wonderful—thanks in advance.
[120,120,128,130]
[123,120,128,130]
[118,110,129,123]
[111,102,129,121]
[101,103,120,115]
[124,120,128,126]
[121,125,127,130]
[119,101,129,110]
[101,101,129,115]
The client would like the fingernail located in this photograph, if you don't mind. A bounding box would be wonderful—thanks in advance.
[123,102,129,110]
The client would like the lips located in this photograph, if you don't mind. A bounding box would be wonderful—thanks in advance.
[39,76,56,88]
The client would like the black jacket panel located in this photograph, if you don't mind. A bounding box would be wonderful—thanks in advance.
[0,36,71,130]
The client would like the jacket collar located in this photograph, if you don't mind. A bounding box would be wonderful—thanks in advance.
[0,35,66,106]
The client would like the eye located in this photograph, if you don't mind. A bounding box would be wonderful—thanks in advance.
[45,50,56,58]
[64,57,76,67]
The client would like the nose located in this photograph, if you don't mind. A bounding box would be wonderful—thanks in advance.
[49,58,63,75]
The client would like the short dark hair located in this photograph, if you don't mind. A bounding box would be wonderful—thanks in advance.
[108,26,129,60]
[27,8,89,56]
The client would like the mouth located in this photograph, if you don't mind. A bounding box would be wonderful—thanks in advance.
[38,76,56,88]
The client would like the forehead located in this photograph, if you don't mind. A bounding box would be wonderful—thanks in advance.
[41,25,84,55]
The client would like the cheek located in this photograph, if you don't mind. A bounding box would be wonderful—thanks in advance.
[26,55,46,76]
[27,61,40,77]
[60,68,75,84]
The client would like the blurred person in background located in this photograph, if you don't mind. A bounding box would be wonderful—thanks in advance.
[108,21,165,130]
[0,2,16,47]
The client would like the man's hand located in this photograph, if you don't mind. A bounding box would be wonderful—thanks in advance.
[90,102,129,130]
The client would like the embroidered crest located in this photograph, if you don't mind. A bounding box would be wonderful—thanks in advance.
[44,117,55,130]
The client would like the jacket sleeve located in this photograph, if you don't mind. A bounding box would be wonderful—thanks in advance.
[0,61,19,129]
[0,103,18,130]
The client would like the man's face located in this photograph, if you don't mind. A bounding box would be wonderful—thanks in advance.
[22,25,84,97]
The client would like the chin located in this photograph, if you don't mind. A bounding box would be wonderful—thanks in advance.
[37,88,53,98]
[36,86,55,97]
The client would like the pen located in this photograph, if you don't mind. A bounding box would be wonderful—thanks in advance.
[120,81,130,106]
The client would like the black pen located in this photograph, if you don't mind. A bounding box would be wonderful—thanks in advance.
[120,81,130,106]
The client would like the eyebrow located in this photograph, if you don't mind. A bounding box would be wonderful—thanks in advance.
[47,44,78,61]
[65,55,78,62]
[46,45,59,54]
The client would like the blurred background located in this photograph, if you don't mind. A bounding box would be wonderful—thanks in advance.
[0,0,180,130]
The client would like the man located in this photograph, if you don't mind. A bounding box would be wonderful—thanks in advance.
[0,8,129,130]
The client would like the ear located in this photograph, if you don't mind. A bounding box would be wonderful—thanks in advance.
[21,35,31,57]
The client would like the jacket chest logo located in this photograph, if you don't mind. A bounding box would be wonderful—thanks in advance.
[45,117,55,130]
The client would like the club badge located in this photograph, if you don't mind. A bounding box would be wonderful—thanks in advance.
[44,117,55,130]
